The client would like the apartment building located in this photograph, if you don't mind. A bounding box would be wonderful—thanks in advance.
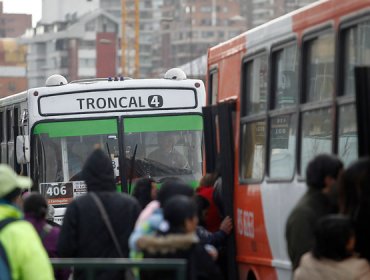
[0,2,32,38]
[20,10,122,88]
[239,0,318,28]
[0,2,31,97]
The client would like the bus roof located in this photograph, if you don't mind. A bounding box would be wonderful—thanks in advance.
[208,0,370,63]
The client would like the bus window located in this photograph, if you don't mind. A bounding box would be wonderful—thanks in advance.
[0,111,3,163]
[305,33,335,102]
[32,119,118,187]
[338,104,357,166]
[240,121,266,181]
[243,55,268,115]
[240,54,267,182]
[272,44,298,108]
[269,114,297,179]
[343,21,370,96]
[209,70,218,105]
[268,43,298,179]
[6,109,15,168]
[123,115,203,187]
[300,108,332,174]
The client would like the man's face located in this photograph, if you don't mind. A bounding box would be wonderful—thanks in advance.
[159,135,176,152]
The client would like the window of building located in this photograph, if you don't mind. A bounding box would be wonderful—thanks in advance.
[200,6,212,13]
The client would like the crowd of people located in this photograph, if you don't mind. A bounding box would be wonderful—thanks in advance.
[286,154,370,279]
[0,148,231,280]
[3,148,370,280]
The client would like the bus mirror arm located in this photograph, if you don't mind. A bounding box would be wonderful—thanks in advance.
[16,135,30,164]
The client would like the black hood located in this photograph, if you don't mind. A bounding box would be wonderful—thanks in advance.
[82,149,116,192]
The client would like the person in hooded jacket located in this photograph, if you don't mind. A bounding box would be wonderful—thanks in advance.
[57,149,141,280]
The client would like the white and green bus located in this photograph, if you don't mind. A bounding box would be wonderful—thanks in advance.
[0,69,205,222]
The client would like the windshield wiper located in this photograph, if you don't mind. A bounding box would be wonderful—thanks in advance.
[128,144,138,193]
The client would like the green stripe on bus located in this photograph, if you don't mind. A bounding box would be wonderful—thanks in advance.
[124,115,203,132]
[33,115,203,137]
[33,119,117,137]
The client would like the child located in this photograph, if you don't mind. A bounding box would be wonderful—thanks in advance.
[294,214,370,280]
[137,195,223,280]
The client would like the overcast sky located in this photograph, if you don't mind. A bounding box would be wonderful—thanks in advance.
[2,0,41,26]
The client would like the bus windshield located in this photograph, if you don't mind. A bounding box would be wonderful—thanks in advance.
[31,115,203,193]
[122,115,203,188]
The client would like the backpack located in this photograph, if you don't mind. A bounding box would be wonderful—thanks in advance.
[0,218,17,280]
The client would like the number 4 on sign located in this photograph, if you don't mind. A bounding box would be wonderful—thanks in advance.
[148,95,163,108]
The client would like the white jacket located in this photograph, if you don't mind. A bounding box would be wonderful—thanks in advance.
[294,252,370,280]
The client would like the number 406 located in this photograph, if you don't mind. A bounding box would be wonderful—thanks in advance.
[46,186,67,196]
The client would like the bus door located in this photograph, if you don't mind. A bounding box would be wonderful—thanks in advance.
[203,100,238,280]
[355,66,370,156]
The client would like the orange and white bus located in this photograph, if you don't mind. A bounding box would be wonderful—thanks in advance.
[204,1,370,279]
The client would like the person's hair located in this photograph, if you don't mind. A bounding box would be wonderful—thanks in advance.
[157,178,194,206]
[339,158,370,215]
[306,154,343,190]
[23,192,48,220]
[163,195,197,233]
[132,177,155,209]
[312,214,354,261]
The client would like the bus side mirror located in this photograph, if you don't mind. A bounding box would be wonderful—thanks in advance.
[16,135,30,164]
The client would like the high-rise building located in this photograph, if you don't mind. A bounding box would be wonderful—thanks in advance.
[0,39,28,97]
[152,0,246,77]
[239,0,318,29]
[20,10,122,88]
[21,0,319,84]
[0,2,32,38]
[0,2,31,97]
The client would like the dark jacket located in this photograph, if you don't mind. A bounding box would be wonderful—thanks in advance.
[196,226,227,249]
[25,214,70,280]
[137,232,223,280]
[57,149,141,280]
[285,189,336,270]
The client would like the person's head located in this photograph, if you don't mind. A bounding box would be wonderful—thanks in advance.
[312,214,354,261]
[158,133,177,153]
[199,173,217,188]
[82,148,116,192]
[339,158,370,215]
[306,154,343,192]
[0,164,32,207]
[164,195,198,233]
[23,192,48,220]
[157,178,194,206]
[132,177,157,209]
